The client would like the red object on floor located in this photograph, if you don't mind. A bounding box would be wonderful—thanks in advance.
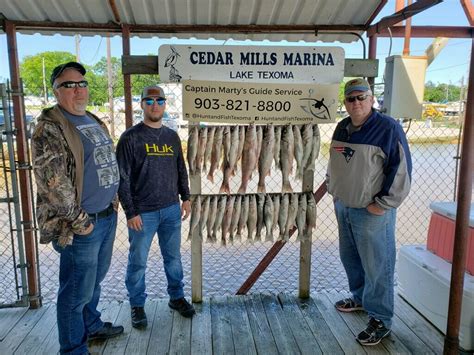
[426,202,474,275]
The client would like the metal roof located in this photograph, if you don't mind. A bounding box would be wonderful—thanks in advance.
[0,0,387,43]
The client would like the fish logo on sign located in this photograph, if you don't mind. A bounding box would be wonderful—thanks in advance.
[299,89,335,120]
[164,46,182,82]
[334,146,355,162]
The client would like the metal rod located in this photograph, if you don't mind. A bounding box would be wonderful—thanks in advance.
[5,20,41,309]
[443,36,474,355]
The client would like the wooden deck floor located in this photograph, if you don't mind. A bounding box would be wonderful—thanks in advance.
[0,292,445,354]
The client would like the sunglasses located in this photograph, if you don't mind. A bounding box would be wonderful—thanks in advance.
[56,80,88,89]
[143,98,166,106]
[345,94,370,103]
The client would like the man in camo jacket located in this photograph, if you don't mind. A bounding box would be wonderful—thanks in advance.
[32,61,123,354]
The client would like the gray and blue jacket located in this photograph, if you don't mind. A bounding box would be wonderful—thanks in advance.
[327,110,412,209]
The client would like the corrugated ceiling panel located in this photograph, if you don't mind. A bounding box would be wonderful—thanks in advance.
[0,0,384,43]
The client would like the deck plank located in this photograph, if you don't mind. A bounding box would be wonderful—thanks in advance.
[13,304,56,354]
[244,294,279,354]
[102,301,132,355]
[294,296,344,355]
[125,301,157,355]
[312,293,367,355]
[395,294,444,354]
[147,299,174,355]
[0,307,28,341]
[278,293,323,354]
[210,296,234,354]
[190,300,212,355]
[260,293,299,354]
[168,306,192,354]
[0,293,449,355]
[89,301,123,354]
[0,305,48,354]
[227,296,257,355]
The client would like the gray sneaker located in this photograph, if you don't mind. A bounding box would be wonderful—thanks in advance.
[335,298,364,312]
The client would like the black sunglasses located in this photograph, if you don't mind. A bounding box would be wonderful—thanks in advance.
[56,80,88,89]
[143,98,166,106]
[345,94,369,103]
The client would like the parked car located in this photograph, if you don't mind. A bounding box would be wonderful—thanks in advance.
[133,111,178,132]
[0,105,36,139]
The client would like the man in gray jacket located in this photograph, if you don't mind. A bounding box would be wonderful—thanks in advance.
[327,78,412,346]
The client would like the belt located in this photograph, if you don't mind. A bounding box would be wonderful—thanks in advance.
[88,204,114,220]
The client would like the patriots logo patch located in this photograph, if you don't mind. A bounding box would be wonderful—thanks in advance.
[334,146,355,163]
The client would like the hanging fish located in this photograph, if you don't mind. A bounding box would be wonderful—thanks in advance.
[255,194,265,242]
[296,194,307,241]
[293,125,304,181]
[285,193,299,242]
[206,196,218,243]
[306,193,317,241]
[187,195,201,241]
[229,195,242,244]
[278,194,289,241]
[221,195,235,246]
[195,126,208,173]
[199,196,210,238]
[301,124,313,172]
[207,126,224,183]
[247,194,257,243]
[220,126,240,194]
[235,125,246,173]
[280,125,294,193]
[264,194,274,242]
[238,124,258,194]
[274,125,282,171]
[236,195,249,242]
[257,125,275,193]
[203,126,215,172]
[187,126,199,175]
[272,194,280,233]
[307,124,321,171]
[212,196,226,243]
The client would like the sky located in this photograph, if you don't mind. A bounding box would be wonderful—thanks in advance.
[0,0,471,87]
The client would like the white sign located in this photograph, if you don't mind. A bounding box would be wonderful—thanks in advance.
[182,80,339,124]
[159,45,345,84]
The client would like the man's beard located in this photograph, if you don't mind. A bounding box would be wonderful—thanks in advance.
[147,115,163,123]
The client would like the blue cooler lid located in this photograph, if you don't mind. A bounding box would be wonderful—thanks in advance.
[429,202,474,227]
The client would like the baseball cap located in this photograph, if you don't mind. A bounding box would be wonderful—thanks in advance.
[344,78,370,96]
[50,62,86,86]
[141,85,166,99]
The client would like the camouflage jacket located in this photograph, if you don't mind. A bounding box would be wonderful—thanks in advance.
[31,105,118,247]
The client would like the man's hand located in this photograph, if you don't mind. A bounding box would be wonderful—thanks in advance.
[367,203,385,216]
[79,223,94,235]
[127,215,143,231]
[181,200,191,221]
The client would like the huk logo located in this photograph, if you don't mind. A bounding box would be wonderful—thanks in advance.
[334,146,355,163]
[145,143,174,156]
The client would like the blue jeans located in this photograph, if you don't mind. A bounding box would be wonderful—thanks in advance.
[334,200,396,328]
[52,212,117,355]
[126,203,184,306]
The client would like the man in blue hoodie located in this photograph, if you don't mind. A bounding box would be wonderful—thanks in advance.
[327,78,412,346]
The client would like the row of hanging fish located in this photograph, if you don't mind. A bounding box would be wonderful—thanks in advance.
[187,193,317,246]
[186,124,321,194]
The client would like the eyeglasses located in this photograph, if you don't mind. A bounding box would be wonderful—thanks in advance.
[143,98,166,106]
[345,94,370,103]
[55,80,88,89]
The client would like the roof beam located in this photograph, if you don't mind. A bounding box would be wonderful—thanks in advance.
[107,0,121,24]
[374,25,473,38]
[2,19,367,34]
[367,0,443,37]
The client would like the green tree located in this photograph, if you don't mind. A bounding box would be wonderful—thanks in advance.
[424,81,461,102]
[20,51,76,98]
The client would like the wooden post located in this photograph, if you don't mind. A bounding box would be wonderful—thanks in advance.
[298,230,312,298]
[190,124,203,302]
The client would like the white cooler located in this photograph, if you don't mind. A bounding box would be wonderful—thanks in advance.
[397,245,474,351]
